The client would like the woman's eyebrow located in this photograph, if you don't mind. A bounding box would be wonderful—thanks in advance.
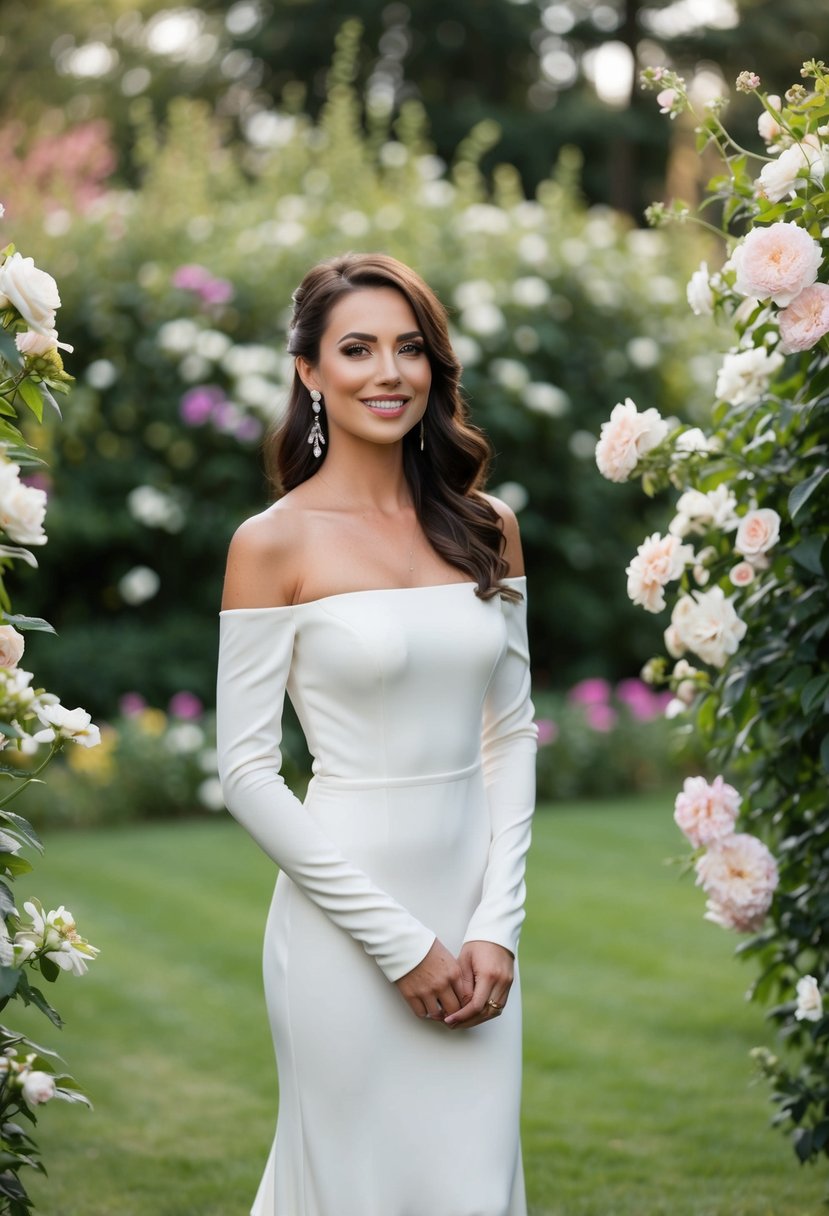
[337,330,424,342]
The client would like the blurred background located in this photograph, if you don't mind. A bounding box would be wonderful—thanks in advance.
[3,0,827,823]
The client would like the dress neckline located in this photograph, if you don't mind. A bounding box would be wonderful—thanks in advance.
[220,575,526,615]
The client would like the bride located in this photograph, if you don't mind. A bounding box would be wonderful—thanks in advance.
[216,251,537,1215]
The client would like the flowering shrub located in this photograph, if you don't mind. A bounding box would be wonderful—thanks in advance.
[533,676,703,803]
[0,223,101,1209]
[5,24,718,716]
[597,61,829,1169]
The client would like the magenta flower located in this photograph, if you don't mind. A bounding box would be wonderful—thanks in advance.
[615,677,667,722]
[119,691,147,717]
[171,264,214,292]
[584,703,618,732]
[567,677,611,706]
[168,691,203,720]
[235,416,264,443]
[199,277,234,306]
[180,385,225,426]
[535,718,559,746]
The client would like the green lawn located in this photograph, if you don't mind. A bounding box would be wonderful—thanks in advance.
[11,793,827,1215]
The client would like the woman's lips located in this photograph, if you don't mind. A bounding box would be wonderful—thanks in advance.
[361,397,409,418]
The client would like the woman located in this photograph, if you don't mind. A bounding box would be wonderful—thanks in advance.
[216,252,538,1216]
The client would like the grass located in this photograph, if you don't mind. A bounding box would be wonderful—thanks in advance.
[9,792,827,1215]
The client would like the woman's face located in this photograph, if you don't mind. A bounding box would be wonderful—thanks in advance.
[298,286,432,448]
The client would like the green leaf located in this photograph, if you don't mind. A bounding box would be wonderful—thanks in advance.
[21,984,63,1030]
[0,811,41,852]
[0,856,32,878]
[0,967,21,1000]
[789,467,829,520]
[821,734,829,775]
[0,721,22,739]
[13,375,43,423]
[38,956,59,984]
[790,534,826,576]
[38,384,62,419]
[801,673,829,715]
[0,881,16,916]
[0,613,55,635]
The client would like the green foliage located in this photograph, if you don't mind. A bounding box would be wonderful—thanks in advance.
[625,64,829,1172]
[7,51,716,717]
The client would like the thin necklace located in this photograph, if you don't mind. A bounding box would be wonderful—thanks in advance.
[315,472,419,573]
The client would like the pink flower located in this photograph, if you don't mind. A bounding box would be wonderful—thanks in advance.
[199,277,234,306]
[626,532,695,613]
[535,718,558,746]
[584,703,617,732]
[734,508,780,559]
[168,691,203,720]
[732,222,823,307]
[670,586,747,668]
[172,264,214,292]
[567,678,611,705]
[119,691,147,717]
[694,833,778,932]
[736,71,761,93]
[595,397,669,482]
[729,561,756,587]
[656,88,678,114]
[615,678,667,721]
[778,282,829,353]
[235,416,264,443]
[674,774,741,848]
[180,385,225,426]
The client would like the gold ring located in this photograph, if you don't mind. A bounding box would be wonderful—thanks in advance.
[486,998,503,1012]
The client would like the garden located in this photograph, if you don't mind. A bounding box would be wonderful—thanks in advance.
[0,2,827,1212]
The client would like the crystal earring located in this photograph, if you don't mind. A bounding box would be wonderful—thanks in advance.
[419,417,425,452]
[308,389,325,458]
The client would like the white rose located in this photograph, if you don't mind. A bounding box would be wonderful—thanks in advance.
[626,532,695,613]
[0,625,24,669]
[0,463,47,546]
[21,1069,56,1106]
[735,508,781,558]
[595,397,669,482]
[756,141,825,202]
[674,427,710,454]
[0,254,61,336]
[670,585,747,668]
[35,704,101,748]
[715,347,785,407]
[663,622,686,659]
[686,262,714,316]
[669,485,739,538]
[15,329,73,356]
[757,96,782,143]
[794,975,823,1023]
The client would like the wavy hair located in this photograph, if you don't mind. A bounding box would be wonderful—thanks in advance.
[263,252,520,602]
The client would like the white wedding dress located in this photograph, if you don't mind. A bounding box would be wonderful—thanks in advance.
[216,576,537,1216]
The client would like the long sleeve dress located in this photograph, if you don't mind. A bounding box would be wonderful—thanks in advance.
[216,575,538,1216]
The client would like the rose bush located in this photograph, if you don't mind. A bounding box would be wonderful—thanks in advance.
[597,60,829,1171]
[0,228,100,1210]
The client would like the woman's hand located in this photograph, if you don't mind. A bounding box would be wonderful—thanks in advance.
[443,940,514,1030]
[395,938,472,1021]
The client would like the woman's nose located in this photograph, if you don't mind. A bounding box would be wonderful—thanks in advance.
[375,351,402,384]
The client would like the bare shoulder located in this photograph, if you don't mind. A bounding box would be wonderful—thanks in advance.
[481,492,525,578]
[221,495,306,609]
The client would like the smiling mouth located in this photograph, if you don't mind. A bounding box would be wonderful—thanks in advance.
[361,397,410,414]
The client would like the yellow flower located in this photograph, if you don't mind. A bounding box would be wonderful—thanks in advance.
[136,708,167,737]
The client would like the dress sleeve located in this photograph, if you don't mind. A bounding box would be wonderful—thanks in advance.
[463,577,538,955]
[216,607,437,983]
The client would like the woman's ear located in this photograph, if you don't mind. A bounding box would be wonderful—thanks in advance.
[295,356,318,394]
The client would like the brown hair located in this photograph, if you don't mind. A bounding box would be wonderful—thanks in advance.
[263,252,520,601]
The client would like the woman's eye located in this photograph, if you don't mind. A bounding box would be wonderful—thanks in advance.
[401,343,425,356]
[342,344,368,357]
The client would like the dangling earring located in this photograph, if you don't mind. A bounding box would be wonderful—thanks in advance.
[419,417,425,452]
[308,389,325,458]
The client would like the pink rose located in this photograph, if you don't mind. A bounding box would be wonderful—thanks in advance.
[694,833,778,933]
[626,531,695,613]
[674,774,741,848]
[535,718,558,746]
[735,508,780,558]
[595,397,668,483]
[585,703,617,732]
[0,625,25,669]
[567,678,611,706]
[729,561,756,587]
[732,221,823,306]
[778,282,829,353]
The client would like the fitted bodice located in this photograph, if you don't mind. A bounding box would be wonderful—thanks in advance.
[281,580,509,783]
